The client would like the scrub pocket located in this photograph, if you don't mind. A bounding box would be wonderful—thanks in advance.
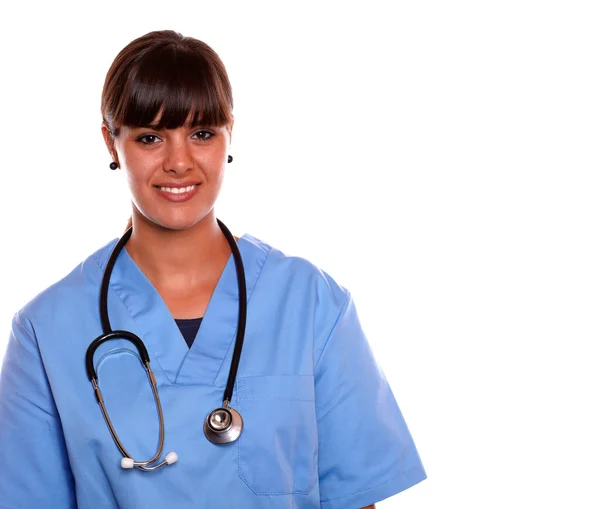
[237,374,318,495]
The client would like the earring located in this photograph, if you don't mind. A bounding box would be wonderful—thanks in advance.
[227,155,233,164]
[109,162,118,170]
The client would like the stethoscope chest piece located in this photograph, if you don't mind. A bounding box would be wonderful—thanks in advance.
[204,406,243,444]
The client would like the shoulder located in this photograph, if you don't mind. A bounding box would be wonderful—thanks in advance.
[244,232,348,293]
[241,232,350,324]
[15,237,118,328]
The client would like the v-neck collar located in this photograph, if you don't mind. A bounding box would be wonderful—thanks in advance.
[105,233,269,386]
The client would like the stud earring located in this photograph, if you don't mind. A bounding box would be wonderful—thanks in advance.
[109,162,118,170]
[227,155,233,164]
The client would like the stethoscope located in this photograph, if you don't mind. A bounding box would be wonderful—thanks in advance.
[85,219,247,471]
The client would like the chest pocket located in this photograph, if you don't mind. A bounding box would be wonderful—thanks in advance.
[236,375,318,495]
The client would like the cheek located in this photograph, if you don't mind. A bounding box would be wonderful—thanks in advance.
[204,166,226,198]
[124,169,156,212]
[122,155,155,190]
[125,170,147,194]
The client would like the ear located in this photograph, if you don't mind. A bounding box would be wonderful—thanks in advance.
[101,123,119,163]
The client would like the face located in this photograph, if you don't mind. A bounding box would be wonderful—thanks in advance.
[102,118,232,231]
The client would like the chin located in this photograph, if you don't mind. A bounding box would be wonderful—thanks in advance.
[159,219,199,231]
[137,213,195,232]
[134,201,213,232]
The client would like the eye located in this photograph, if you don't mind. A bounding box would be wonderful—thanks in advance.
[136,133,161,145]
[192,130,214,141]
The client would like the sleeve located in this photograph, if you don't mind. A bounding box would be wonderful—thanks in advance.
[0,312,77,508]
[314,292,426,509]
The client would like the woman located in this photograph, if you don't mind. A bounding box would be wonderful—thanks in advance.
[0,30,426,508]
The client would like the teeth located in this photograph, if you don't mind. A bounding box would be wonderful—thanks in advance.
[159,185,197,194]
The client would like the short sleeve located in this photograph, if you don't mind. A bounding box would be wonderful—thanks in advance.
[314,292,426,509]
[0,312,76,508]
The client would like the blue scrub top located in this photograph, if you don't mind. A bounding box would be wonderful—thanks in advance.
[0,233,426,508]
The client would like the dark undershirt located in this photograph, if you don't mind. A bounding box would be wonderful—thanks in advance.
[174,317,203,348]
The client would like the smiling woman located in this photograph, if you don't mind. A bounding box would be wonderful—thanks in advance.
[100,32,234,234]
[0,30,426,509]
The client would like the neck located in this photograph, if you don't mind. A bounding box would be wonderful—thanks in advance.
[125,210,235,291]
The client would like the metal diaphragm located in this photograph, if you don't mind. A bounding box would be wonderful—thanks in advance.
[204,407,243,444]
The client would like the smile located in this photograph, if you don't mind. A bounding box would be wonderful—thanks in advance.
[154,183,201,203]
[157,184,199,194]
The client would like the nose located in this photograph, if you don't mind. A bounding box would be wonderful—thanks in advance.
[163,135,193,174]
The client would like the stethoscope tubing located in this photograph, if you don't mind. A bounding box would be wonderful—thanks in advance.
[217,219,247,405]
[85,219,247,470]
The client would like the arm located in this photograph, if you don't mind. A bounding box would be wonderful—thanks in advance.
[315,292,426,509]
[0,312,77,507]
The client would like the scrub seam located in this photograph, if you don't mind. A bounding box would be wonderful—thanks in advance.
[313,290,351,372]
[94,348,144,374]
[210,242,272,387]
[92,246,174,383]
[238,397,314,401]
[11,314,59,418]
[237,373,314,379]
[13,313,80,505]
[108,286,171,382]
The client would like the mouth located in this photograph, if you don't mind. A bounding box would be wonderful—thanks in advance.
[153,183,201,194]
[153,183,201,203]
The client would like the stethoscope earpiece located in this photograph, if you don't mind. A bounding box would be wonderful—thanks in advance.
[120,451,178,470]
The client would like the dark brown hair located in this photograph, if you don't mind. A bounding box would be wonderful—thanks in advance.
[100,30,234,230]
[102,30,233,135]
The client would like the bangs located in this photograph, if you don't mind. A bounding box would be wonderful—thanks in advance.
[109,43,232,131]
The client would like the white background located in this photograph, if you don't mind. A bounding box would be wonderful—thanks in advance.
[0,1,598,507]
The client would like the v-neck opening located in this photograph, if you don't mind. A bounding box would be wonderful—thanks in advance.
[105,233,270,387]
[174,317,204,349]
